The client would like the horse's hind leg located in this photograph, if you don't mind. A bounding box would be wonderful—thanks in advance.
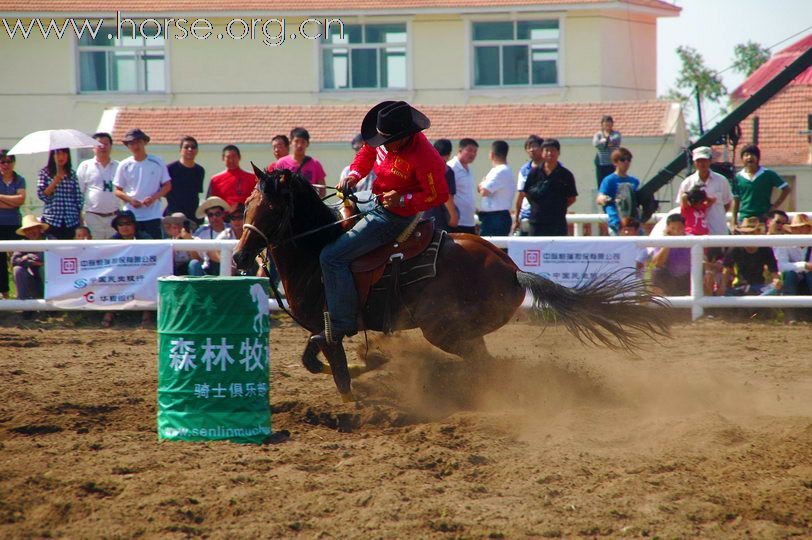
[421,330,495,363]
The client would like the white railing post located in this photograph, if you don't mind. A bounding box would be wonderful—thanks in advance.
[574,223,583,237]
[219,247,232,276]
[690,243,705,320]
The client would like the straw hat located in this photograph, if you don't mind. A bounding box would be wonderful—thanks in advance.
[162,212,189,225]
[784,213,811,232]
[195,196,229,219]
[735,216,766,234]
[16,215,50,236]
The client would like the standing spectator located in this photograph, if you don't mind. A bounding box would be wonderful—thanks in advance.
[113,128,172,240]
[165,136,205,228]
[0,149,26,299]
[513,135,544,235]
[731,144,791,224]
[523,139,578,237]
[339,134,377,193]
[37,148,83,239]
[676,147,733,235]
[723,217,780,296]
[447,138,478,234]
[208,145,257,211]
[477,140,514,237]
[592,115,621,188]
[680,186,716,236]
[76,132,119,239]
[596,147,639,235]
[12,215,50,300]
[423,139,457,233]
[162,212,193,276]
[189,196,230,276]
[273,127,327,196]
[266,134,290,172]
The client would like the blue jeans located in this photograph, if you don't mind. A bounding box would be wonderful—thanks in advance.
[320,204,415,335]
[479,210,511,237]
[782,271,812,295]
[725,282,779,296]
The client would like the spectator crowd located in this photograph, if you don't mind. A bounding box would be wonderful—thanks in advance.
[0,115,807,324]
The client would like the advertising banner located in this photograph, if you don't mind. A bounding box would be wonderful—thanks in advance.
[44,244,173,309]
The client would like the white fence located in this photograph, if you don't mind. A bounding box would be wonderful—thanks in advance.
[4,234,812,320]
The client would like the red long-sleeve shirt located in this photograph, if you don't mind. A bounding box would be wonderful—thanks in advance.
[347,132,448,217]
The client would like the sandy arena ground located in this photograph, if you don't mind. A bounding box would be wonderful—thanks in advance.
[0,314,810,539]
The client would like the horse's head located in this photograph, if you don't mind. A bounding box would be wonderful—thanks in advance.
[233,164,295,272]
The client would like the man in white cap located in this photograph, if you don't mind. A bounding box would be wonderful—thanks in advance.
[675,146,733,235]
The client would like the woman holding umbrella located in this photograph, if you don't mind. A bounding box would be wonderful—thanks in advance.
[37,148,83,239]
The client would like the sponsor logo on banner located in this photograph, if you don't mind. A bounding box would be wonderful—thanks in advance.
[61,257,78,274]
[508,239,638,288]
[45,244,173,309]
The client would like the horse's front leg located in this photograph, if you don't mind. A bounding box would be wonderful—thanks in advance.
[301,338,327,374]
[315,339,355,402]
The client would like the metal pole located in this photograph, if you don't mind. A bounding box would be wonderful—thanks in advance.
[690,243,705,320]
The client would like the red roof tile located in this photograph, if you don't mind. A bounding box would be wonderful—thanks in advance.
[109,101,679,146]
[2,0,681,13]
[731,34,812,100]
[733,85,812,167]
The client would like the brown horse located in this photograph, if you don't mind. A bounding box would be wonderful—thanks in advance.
[233,167,670,402]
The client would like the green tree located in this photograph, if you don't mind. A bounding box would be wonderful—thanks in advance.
[665,46,727,136]
[733,41,771,77]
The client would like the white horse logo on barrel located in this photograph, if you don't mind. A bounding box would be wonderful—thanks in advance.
[249,283,269,333]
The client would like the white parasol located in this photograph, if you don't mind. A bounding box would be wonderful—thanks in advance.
[7,129,101,155]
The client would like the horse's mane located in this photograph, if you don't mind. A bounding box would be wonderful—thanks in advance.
[263,168,344,252]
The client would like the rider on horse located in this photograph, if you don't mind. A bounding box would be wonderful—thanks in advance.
[311,101,449,349]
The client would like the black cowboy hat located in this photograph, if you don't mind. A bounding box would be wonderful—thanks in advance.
[360,101,430,148]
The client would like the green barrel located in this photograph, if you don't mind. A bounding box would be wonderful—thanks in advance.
[157,276,271,444]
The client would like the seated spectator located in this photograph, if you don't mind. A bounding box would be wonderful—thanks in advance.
[74,226,92,240]
[651,214,691,295]
[618,217,648,277]
[596,147,639,235]
[12,215,50,300]
[766,209,789,235]
[773,213,812,323]
[162,212,193,275]
[104,210,151,327]
[110,210,151,240]
[216,204,258,276]
[723,217,780,296]
[680,186,716,236]
[189,196,230,276]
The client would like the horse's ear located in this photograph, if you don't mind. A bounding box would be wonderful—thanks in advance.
[251,162,275,196]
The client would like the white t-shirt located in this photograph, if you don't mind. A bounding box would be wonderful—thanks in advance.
[194,223,231,268]
[479,164,515,212]
[113,154,171,221]
[675,170,732,235]
[448,156,476,227]
[77,158,120,214]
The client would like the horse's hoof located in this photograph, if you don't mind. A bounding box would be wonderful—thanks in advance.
[321,364,332,375]
[340,391,356,403]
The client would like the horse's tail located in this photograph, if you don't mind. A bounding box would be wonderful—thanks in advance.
[516,270,671,351]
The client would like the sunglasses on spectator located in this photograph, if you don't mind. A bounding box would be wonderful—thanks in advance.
[0,159,13,164]
[617,157,632,163]
[229,213,244,220]
[207,210,224,218]
[183,145,198,150]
